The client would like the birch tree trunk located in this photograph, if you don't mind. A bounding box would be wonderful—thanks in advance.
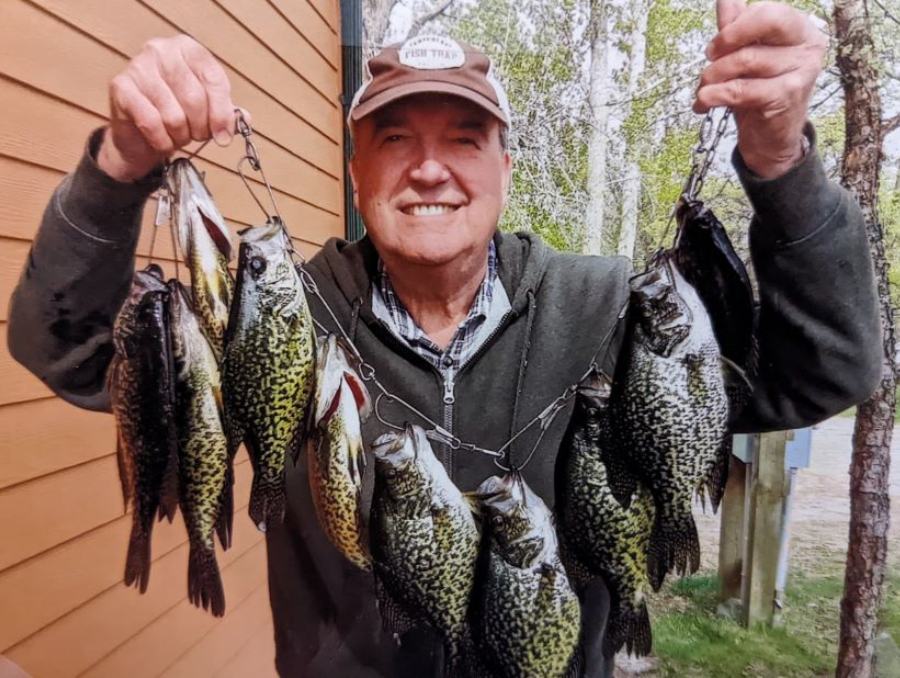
[833,1,896,675]
[584,0,610,255]
[617,0,649,259]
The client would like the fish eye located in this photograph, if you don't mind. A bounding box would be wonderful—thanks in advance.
[387,469,397,478]
[249,257,267,277]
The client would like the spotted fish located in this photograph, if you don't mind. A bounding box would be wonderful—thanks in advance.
[169,157,233,360]
[557,370,654,658]
[308,334,372,570]
[606,254,729,590]
[169,280,230,617]
[369,424,479,668]
[108,264,179,593]
[473,472,581,678]
[674,198,757,511]
[222,218,316,532]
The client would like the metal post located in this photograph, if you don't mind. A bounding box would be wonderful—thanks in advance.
[340,0,365,242]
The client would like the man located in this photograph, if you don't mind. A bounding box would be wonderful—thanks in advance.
[7,0,882,675]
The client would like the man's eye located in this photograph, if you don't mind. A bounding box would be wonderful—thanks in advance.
[455,137,477,146]
[384,134,405,143]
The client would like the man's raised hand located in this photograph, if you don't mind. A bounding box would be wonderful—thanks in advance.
[694,0,828,179]
[98,35,242,182]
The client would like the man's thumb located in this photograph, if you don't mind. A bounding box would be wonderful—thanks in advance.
[716,0,746,30]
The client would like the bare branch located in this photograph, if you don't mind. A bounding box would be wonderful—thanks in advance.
[871,0,900,26]
[883,113,900,136]
[409,0,456,37]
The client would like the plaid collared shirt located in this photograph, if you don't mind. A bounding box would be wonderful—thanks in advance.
[374,240,500,373]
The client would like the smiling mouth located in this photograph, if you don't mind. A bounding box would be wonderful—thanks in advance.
[402,204,460,217]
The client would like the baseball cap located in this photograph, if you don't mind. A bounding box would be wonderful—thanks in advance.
[348,35,512,133]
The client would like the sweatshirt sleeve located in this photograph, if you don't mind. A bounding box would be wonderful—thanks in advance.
[731,123,882,432]
[7,127,162,412]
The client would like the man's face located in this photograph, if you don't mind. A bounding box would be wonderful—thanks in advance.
[350,94,512,269]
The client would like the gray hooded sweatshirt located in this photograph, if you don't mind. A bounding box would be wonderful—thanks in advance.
[8,126,882,677]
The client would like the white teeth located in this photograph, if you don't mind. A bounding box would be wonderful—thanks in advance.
[406,204,456,216]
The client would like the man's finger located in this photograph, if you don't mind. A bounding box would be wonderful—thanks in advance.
[716,0,746,30]
[182,39,234,146]
[111,74,176,154]
[699,45,805,87]
[693,71,803,113]
[708,2,808,60]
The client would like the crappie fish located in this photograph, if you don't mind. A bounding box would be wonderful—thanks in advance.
[222,218,316,531]
[473,472,581,678]
[370,424,479,667]
[108,264,179,593]
[674,198,758,511]
[169,281,230,617]
[308,334,372,570]
[606,254,728,590]
[169,157,233,360]
[557,371,654,658]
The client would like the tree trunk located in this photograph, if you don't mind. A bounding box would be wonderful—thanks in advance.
[584,0,610,255]
[833,1,896,676]
[363,0,399,55]
[617,0,649,259]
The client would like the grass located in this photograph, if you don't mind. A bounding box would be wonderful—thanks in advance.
[648,570,900,677]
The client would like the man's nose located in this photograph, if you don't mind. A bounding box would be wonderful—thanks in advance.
[409,158,451,186]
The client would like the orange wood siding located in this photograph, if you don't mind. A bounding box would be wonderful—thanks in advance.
[0,0,343,674]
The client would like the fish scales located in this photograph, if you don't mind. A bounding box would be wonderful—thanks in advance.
[169,158,233,360]
[108,264,179,593]
[222,218,316,532]
[557,372,654,658]
[169,281,230,617]
[607,255,728,590]
[474,473,581,678]
[370,424,479,668]
[308,334,372,570]
[674,198,758,512]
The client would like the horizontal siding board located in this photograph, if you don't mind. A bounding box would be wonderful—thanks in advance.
[0,324,54,406]
[0,456,252,651]
[0,78,342,226]
[305,0,339,34]
[0,398,114,489]
[6,522,265,677]
[139,0,340,132]
[159,586,271,678]
[268,0,340,68]
[82,545,268,678]
[213,618,277,678]
[214,0,338,92]
[0,452,123,572]
[10,0,343,180]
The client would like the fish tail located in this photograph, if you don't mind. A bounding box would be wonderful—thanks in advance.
[124,517,152,593]
[603,599,652,659]
[248,476,286,533]
[601,449,638,508]
[647,510,700,590]
[216,464,235,550]
[158,443,180,523]
[188,543,226,617]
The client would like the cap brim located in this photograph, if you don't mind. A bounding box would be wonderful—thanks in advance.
[350,81,508,126]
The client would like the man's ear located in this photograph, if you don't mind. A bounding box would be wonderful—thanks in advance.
[501,151,513,207]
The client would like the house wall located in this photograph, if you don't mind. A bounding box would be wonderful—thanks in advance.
[0,0,344,674]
